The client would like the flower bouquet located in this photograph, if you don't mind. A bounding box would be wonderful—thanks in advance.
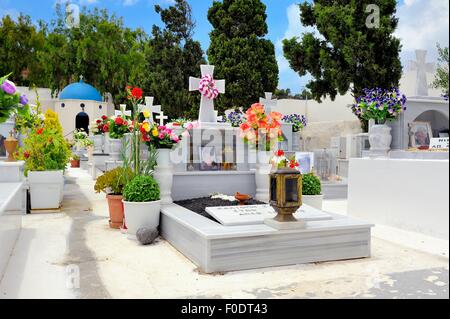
[108,116,132,139]
[91,115,109,135]
[271,150,299,170]
[282,114,307,132]
[140,121,182,149]
[1,73,30,124]
[351,88,407,124]
[239,103,283,151]
[223,111,246,127]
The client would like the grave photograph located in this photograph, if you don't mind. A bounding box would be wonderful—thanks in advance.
[0,0,448,309]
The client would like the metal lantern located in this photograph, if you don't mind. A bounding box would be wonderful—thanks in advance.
[269,168,302,222]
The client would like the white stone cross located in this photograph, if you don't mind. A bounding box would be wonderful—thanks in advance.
[139,96,161,124]
[409,50,435,96]
[259,92,278,114]
[189,65,225,123]
[115,104,132,117]
[156,111,168,126]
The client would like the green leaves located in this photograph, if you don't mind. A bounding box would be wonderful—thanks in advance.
[302,173,322,196]
[283,0,402,104]
[432,44,449,97]
[123,175,160,202]
[207,0,278,113]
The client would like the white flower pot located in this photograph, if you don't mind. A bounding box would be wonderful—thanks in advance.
[153,149,174,205]
[123,200,161,239]
[28,170,64,210]
[302,194,324,210]
[108,138,123,161]
[92,134,104,153]
[292,131,302,151]
[255,151,272,203]
[369,124,392,158]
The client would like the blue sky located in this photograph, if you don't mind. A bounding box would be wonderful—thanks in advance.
[1,0,449,93]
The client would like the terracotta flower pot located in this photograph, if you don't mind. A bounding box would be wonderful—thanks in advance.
[107,194,124,229]
[70,159,80,168]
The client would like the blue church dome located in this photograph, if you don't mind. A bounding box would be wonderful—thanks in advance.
[59,77,102,102]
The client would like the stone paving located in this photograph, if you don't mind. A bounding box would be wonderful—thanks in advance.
[0,168,448,299]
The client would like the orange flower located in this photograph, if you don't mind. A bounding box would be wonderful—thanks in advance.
[36,128,44,135]
[270,112,282,122]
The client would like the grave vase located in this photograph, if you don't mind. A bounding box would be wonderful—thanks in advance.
[154,148,174,205]
[255,151,272,203]
[369,123,392,158]
[292,131,302,151]
[108,138,123,161]
[92,134,104,153]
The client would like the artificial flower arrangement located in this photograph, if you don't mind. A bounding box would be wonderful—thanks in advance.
[271,150,300,170]
[17,112,71,175]
[239,103,284,151]
[0,73,30,125]
[91,115,109,135]
[140,121,182,149]
[351,88,407,124]
[108,115,132,139]
[282,114,307,132]
[73,129,93,148]
[171,118,191,127]
[223,110,246,127]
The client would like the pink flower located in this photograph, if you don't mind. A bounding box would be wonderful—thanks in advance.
[159,133,165,139]
[185,123,194,130]
[182,131,190,138]
[171,134,179,142]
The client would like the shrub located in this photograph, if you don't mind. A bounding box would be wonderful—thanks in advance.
[123,175,160,202]
[43,109,63,135]
[94,167,133,195]
[302,173,322,196]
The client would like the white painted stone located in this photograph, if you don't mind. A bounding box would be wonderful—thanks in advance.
[259,92,277,114]
[348,158,449,240]
[206,204,331,226]
[264,218,306,230]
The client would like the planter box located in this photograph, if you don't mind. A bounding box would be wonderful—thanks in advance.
[28,170,64,210]
[302,194,324,210]
[123,200,161,239]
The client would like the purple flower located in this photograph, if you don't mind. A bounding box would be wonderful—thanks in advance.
[1,80,16,95]
[19,94,28,105]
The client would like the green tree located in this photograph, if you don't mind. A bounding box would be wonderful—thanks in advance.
[283,1,402,103]
[207,0,279,113]
[432,44,449,97]
[0,15,46,87]
[142,0,205,119]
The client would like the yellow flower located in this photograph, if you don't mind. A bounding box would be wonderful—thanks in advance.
[142,122,151,132]
[143,110,150,118]
[152,128,158,137]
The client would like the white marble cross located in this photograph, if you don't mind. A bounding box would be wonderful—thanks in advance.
[409,50,435,96]
[189,65,225,123]
[259,92,278,114]
[156,111,168,126]
[139,96,161,123]
[115,104,132,117]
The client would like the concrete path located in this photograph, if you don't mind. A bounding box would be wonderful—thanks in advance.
[0,168,448,299]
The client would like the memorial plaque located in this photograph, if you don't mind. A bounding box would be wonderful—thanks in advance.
[206,204,331,226]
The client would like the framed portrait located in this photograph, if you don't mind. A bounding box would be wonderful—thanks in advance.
[199,146,220,171]
[409,121,433,148]
[295,152,314,174]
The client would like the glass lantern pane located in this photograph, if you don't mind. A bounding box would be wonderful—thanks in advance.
[270,177,277,202]
[285,178,298,203]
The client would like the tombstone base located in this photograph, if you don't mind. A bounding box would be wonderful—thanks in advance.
[198,122,231,129]
[264,217,306,230]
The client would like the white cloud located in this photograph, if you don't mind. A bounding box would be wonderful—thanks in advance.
[396,0,449,65]
[123,0,139,5]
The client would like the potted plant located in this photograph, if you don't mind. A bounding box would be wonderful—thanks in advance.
[240,103,283,202]
[18,110,71,210]
[302,173,323,210]
[282,114,307,151]
[107,115,131,160]
[70,153,80,168]
[122,175,161,239]
[90,115,109,153]
[95,167,133,229]
[352,88,407,157]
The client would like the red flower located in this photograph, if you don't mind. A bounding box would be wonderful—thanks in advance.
[276,150,284,157]
[131,87,143,100]
[101,115,108,121]
[23,151,30,159]
[36,128,44,135]
[115,117,124,125]
[96,119,102,124]
[103,125,109,133]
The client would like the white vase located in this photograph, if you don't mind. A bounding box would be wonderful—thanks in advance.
[255,151,272,203]
[108,138,122,161]
[153,149,174,205]
[123,200,161,240]
[28,170,64,210]
[92,134,104,153]
[369,124,392,158]
[302,194,324,210]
